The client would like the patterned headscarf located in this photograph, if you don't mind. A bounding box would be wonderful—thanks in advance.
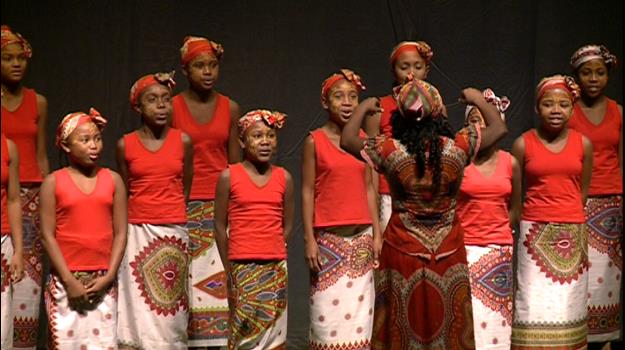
[393,76,443,121]
[320,68,366,100]
[570,44,618,70]
[536,75,581,104]
[56,108,107,147]
[238,109,287,138]
[129,71,176,107]
[180,36,224,66]
[1,25,32,58]
[465,88,510,122]
[389,41,433,67]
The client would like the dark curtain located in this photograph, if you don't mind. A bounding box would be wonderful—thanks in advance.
[2,1,622,348]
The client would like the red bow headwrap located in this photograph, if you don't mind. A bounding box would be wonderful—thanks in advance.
[570,44,618,70]
[180,36,224,66]
[56,108,107,147]
[129,71,176,107]
[389,41,433,67]
[320,68,366,100]
[1,25,32,58]
[536,75,581,104]
[238,109,287,138]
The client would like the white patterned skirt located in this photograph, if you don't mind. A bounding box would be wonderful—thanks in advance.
[309,226,375,349]
[1,235,14,349]
[511,221,588,350]
[585,195,622,342]
[466,244,513,349]
[45,270,117,350]
[117,223,189,349]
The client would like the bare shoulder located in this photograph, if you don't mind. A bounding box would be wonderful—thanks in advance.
[180,130,192,145]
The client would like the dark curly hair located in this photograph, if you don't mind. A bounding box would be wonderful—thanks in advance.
[391,111,455,193]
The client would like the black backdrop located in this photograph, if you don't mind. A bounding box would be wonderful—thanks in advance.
[2,1,622,348]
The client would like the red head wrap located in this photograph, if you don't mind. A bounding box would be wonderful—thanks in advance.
[389,41,433,67]
[320,68,366,100]
[238,109,287,138]
[570,44,618,70]
[393,74,443,121]
[56,108,107,147]
[180,36,224,66]
[536,75,581,104]
[129,71,176,107]
[1,25,32,58]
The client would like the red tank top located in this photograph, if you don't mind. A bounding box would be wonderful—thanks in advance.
[457,151,513,245]
[569,98,622,195]
[172,93,231,200]
[378,95,397,195]
[522,129,585,223]
[311,129,371,227]
[1,88,42,183]
[227,163,287,260]
[54,168,115,271]
[1,134,9,235]
[124,128,187,224]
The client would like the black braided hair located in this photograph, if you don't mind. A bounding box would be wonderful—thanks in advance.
[391,110,455,193]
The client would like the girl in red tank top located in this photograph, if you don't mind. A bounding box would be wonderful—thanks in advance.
[363,41,434,234]
[1,25,49,348]
[302,69,379,349]
[173,36,239,346]
[39,109,127,349]
[569,44,623,346]
[510,75,593,349]
[1,133,25,349]
[116,72,193,349]
[214,109,293,350]
[456,89,519,349]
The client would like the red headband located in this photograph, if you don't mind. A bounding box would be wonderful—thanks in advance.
[389,41,433,66]
[320,69,366,100]
[180,36,224,66]
[129,71,176,107]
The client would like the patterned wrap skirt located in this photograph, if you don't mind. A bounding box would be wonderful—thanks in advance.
[45,271,117,350]
[186,200,230,347]
[309,226,375,350]
[229,260,288,350]
[466,244,513,349]
[1,235,14,349]
[511,221,588,349]
[372,241,475,350]
[12,187,44,349]
[117,224,189,349]
[585,195,622,342]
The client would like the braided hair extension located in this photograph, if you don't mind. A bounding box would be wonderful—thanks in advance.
[391,111,455,193]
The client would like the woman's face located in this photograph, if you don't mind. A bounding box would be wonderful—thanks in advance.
[1,43,28,84]
[537,88,574,133]
[241,121,277,164]
[184,53,220,92]
[136,84,173,127]
[322,79,359,126]
[393,50,429,84]
[576,59,609,99]
[62,122,103,167]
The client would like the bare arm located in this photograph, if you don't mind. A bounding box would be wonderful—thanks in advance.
[301,136,322,272]
[35,94,50,176]
[39,173,88,303]
[460,88,508,150]
[181,132,194,202]
[86,171,128,296]
[283,170,295,243]
[115,138,129,191]
[511,136,526,230]
[6,139,24,282]
[509,154,522,229]
[341,97,381,160]
[581,136,593,206]
[213,169,231,274]
[363,111,381,137]
[227,100,241,164]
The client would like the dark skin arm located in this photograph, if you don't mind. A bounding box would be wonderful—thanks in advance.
[214,169,231,275]
[509,155,522,230]
[511,136,526,231]
[181,132,194,202]
[228,100,242,164]
[35,94,50,176]
[6,139,24,282]
[301,135,322,272]
[39,174,89,306]
[283,170,295,243]
[340,97,382,160]
[115,138,129,190]
[580,136,593,205]
[365,165,382,266]
[459,88,508,150]
[85,171,128,296]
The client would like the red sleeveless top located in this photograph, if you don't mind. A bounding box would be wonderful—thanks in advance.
[457,151,513,245]
[311,129,371,228]
[568,98,622,195]
[227,163,287,260]
[1,88,42,183]
[377,95,397,195]
[124,128,187,224]
[1,134,9,235]
[54,168,115,271]
[522,129,585,223]
[172,93,231,200]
